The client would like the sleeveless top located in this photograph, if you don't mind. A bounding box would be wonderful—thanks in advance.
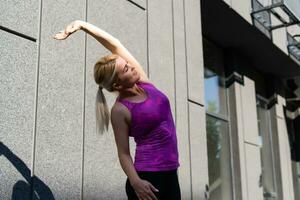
[116,81,180,171]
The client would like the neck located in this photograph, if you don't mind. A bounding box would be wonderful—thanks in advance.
[119,84,142,98]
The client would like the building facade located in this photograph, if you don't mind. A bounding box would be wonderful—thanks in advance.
[1,0,300,199]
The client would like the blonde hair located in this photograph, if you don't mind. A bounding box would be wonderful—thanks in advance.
[94,53,120,135]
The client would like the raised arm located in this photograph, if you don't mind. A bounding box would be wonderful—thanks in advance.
[80,21,120,52]
[53,20,119,52]
[53,20,149,82]
[79,21,149,81]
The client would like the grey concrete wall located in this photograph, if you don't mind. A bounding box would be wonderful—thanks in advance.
[228,77,264,200]
[0,0,39,38]
[0,0,39,199]
[0,0,206,199]
[184,0,208,199]
[270,96,295,200]
[228,77,298,200]
[33,1,86,199]
[0,29,37,200]
[173,0,191,198]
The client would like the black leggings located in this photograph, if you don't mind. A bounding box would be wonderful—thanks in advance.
[125,169,181,200]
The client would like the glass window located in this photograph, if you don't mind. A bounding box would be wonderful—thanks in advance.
[251,0,272,39]
[206,115,233,200]
[203,38,234,200]
[291,162,300,200]
[256,97,283,200]
[203,38,227,116]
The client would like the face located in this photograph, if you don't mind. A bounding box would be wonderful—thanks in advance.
[113,56,140,90]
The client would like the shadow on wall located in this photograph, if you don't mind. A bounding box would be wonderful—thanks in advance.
[0,142,55,200]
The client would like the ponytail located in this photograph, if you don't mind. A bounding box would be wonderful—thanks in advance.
[95,86,110,135]
[94,53,119,136]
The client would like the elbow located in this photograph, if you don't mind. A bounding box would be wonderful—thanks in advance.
[118,151,131,158]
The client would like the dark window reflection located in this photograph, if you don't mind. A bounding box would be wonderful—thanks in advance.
[203,38,227,116]
[206,115,233,200]
[203,38,233,200]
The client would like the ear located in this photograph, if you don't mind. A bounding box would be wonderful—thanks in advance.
[112,82,123,91]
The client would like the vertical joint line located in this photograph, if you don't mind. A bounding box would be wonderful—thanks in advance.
[81,0,88,199]
[31,0,43,199]
[239,86,249,200]
[171,0,177,127]
[146,0,149,79]
[183,0,193,198]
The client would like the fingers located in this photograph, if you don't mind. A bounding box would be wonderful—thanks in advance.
[147,190,158,200]
[137,193,156,200]
[149,183,159,193]
[147,183,159,200]
[53,20,80,40]
[53,33,67,40]
[133,179,159,200]
[136,188,158,200]
[53,25,72,40]
[53,30,68,40]
[144,187,159,200]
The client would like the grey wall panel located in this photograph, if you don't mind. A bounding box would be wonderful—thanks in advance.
[271,20,288,55]
[185,0,204,106]
[269,106,284,200]
[173,0,192,198]
[148,0,175,115]
[223,0,232,7]
[127,0,146,9]
[276,117,295,200]
[229,83,253,200]
[84,0,147,199]
[240,77,260,145]
[231,79,264,200]
[188,103,208,200]
[184,1,207,198]
[244,144,263,200]
[273,96,295,200]
[275,95,286,118]
[228,85,243,200]
[33,1,86,199]
[231,0,252,24]
[0,30,37,199]
[0,0,39,38]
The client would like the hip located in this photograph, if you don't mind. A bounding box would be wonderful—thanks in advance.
[125,169,181,200]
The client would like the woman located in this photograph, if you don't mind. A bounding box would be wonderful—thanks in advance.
[54,20,181,200]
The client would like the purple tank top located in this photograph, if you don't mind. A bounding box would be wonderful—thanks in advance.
[116,81,180,171]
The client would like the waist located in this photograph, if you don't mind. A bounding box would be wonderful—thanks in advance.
[134,141,179,171]
[136,168,178,174]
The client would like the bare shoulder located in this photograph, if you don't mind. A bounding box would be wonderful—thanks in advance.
[111,102,127,116]
[111,102,131,125]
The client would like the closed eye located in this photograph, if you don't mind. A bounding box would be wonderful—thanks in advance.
[124,62,129,73]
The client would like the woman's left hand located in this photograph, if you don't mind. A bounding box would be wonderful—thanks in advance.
[53,20,83,40]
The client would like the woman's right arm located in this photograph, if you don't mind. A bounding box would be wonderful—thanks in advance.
[110,105,140,184]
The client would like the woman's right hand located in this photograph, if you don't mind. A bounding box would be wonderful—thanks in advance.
[53,20,83,40]
[131,178,159,200]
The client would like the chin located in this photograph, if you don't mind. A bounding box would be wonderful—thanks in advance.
[136,75,141,82]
